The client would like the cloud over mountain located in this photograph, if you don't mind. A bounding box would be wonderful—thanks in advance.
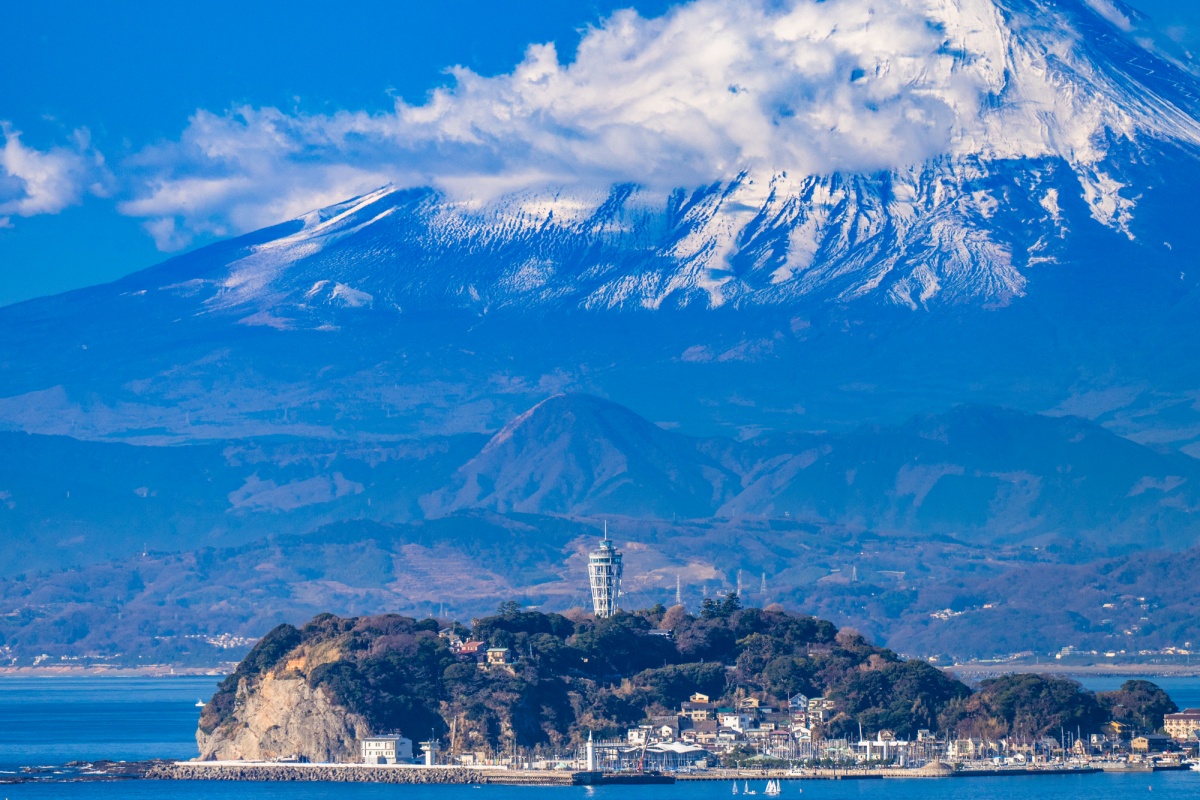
[118,0,1200,249]
[0,124,110,229]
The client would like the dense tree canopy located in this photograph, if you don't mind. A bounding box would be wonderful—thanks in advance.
[938,674,1107,740]
[204,597,1177,756]
[1098,680,1178,732]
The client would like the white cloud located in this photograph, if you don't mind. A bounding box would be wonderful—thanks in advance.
[0,124,110,227]
[1082,0,1133,32]
[118,0,1200,249]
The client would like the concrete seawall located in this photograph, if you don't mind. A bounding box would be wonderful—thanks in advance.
[148,762,1114,785]
[146,763,669,785]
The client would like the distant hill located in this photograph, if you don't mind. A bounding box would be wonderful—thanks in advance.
[0,395,1197,574]
[426,396,1200,550]
[5,508,1200,665]
[425,393,741,519]
[719,404,1200,549]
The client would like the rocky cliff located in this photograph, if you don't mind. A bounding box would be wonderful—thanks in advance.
[198,670,371,762]
[196,616,389,762]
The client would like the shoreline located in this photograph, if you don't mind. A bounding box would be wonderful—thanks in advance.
[0,666,231,677]
[6,760,1191,786]
[947,663,1200,679]
[144,761,1167,785]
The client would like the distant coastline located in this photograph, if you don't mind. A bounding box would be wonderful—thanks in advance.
[5,661,1200,680]
[947,663,1200,679]
[0,665,230,678]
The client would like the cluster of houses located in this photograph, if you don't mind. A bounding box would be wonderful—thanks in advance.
[604,692,942,769]
[357,694,1200,769]
[441,630,516,673]
[598,693,1200,770]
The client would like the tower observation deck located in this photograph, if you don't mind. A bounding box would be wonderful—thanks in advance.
[587,527,623,619]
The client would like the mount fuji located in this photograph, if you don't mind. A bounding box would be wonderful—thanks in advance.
[1,0,1200,527]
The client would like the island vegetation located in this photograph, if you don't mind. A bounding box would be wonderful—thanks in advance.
[200,596,1179,761]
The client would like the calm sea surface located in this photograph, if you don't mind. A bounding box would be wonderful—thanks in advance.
[1,675,1199,798]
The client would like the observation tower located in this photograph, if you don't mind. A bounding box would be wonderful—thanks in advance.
[587,526,623,619]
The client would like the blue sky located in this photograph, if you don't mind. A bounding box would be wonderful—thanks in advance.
[0,0,673,306]
[0,0,1196,307]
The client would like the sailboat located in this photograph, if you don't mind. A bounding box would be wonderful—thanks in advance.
[764,779,781,796]
[744,781,756,795]
[732,781,739,794]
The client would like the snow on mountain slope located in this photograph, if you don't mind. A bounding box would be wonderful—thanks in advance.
[2,0,1200,450]
[108,0,1200,319]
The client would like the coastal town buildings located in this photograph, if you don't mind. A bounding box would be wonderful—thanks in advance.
[1165,709,1200,741]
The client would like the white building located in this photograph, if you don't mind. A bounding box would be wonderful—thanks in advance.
[361,735,413,764]
[718,711,751,732]
[588,530,623,619]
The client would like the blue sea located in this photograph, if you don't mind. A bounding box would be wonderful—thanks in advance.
[1,675,1200,798]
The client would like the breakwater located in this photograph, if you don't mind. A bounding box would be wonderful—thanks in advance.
[147,761,1117,785]
[146,762,673,785]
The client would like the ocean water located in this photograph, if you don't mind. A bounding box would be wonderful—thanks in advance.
[0,676,221,773]
[0,676,1199,798]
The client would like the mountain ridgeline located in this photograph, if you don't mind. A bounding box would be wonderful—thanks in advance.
[1,394,1198,574]
[198,602,1175,763]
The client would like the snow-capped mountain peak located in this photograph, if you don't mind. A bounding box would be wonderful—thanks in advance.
[133,0,1200,318]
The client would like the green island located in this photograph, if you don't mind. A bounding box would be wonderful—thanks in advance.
[162,595,1196,784]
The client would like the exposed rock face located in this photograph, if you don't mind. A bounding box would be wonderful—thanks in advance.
[195,614,453,763]
[197,670,370,763]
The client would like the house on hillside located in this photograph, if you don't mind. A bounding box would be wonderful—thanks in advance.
[681,699,717,721]
[681,719,719,747]
[454,640,486,660]
[482,647,515,673]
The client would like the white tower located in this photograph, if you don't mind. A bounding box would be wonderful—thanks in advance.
[588,525,623,619]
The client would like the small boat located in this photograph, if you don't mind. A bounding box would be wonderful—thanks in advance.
[194,699,206,707]
[1191,763,1200,772]
[744,781,756,795]
[765,779,781,796]
[732,781,739,794]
